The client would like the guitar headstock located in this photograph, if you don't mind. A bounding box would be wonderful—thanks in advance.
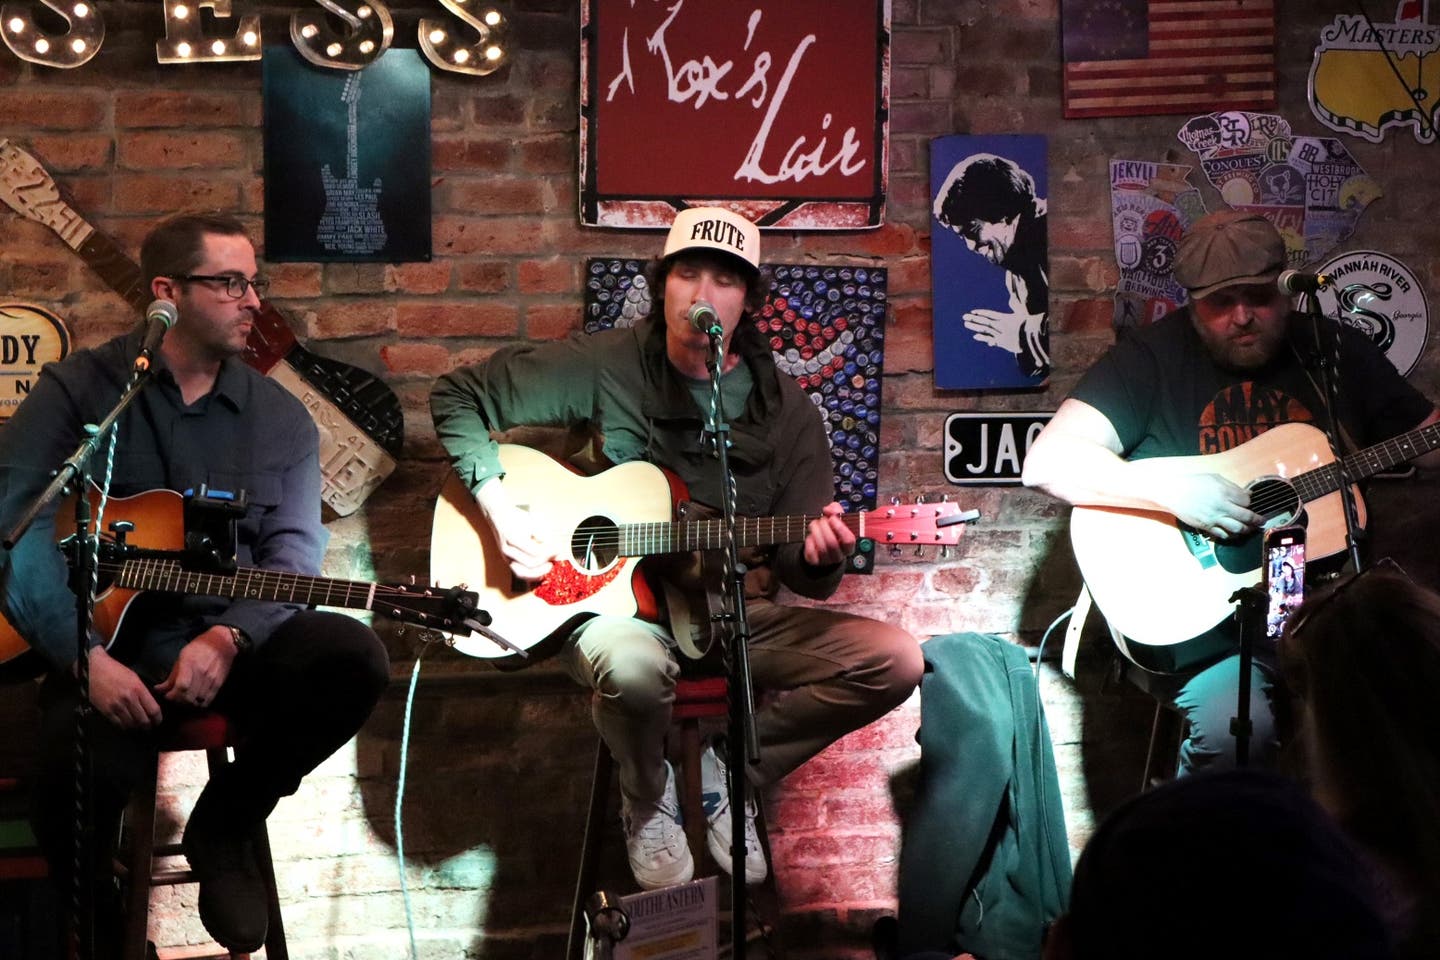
[240,307,299,372]
[376,582,484,634]
[866,498,977,548]
[0,138,94,251]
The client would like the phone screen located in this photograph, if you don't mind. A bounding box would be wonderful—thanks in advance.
[1264,527,1306,640]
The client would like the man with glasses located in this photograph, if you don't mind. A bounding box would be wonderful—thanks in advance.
[0,212,389,956]
[1023,210,1440,773]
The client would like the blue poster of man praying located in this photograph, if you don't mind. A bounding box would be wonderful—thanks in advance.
[931,134,1049,389]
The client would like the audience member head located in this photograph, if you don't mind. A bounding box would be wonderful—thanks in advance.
[1280,563,1440,952]
[1044,770,1393,960]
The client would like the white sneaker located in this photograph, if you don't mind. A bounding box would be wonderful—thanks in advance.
[620,761,694,890]
[700,744,768,884]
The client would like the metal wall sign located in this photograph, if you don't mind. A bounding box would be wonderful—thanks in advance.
[1316,249,1429,377]
[579,0,890,229]
[943,412,1053,485]
[0,302,69,423]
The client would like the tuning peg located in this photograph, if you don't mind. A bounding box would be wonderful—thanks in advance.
[940,545,950,559]
[914,544,925,557]
[916,494,927,504]
[888,543,902,559]
[941,494,950,502]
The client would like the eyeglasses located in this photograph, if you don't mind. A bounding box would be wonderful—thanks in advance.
[172,274,270,300]
[1285,557,1410,641]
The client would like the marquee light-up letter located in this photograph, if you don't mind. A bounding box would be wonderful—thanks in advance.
[290,0,392,71]
[156,0,260,64]
[419,0,507,77]
[0,0,103,68]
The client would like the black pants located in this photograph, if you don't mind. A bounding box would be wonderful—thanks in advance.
[29,610,388,946]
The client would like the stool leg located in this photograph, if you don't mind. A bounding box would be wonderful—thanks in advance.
[253,822,287,960]
[567,740,613,960]
[122,755,160,960]
[676,719,706,866]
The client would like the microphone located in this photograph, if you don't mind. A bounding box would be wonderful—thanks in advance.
[686,300,721,335]
[134,299,178,372]
[1277,269,1332,295]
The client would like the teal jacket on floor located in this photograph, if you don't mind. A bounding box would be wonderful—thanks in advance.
[898,632,1072,960]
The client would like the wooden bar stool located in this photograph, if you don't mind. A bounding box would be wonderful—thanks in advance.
[119,713,288,960]
[568,675,771,959]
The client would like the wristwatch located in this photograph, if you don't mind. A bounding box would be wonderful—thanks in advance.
[226,625,252,654]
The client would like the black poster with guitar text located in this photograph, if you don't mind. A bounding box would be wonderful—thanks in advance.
[262,47,431,262]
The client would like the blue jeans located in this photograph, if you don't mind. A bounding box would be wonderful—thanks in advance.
[1170,654,1279,774]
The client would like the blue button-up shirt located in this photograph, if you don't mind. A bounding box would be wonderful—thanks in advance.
[0,326,324,682]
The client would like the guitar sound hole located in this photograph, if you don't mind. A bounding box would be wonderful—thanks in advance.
[1249,477,1300,525]
[571,516,620,572]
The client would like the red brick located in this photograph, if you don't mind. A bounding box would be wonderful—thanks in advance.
[8,256,75,298]
[447,177,548,215]
[115,91,244,128]
[264,263,323,299]
[524,302,580,339]
[457,261,511,293]
[525,94,573,131]
[118,132,248,171]
[386,262,452,295]
[309,300,395,339]
[24,135,113,172]
[517,259,576,294]
[395,301,519,338]
[380,342,451,376]
[112,174,241,214]
[518,51,576,91]
[0,90,104,130]
[323,263,387,295]
[433,216,539,256]
[432,136,512,172]
[886,254,930,296]
[515,133,573,174]
[891,100,952,136]
[472,93,527,126]
[890,66,929,100]
[892,27,950,65]
[1061,297,1115,334]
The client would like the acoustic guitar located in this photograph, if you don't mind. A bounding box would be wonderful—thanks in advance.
[0,486,484,670]
[430,443,975,662]
[1070,419,1440,672]
[0,137,403,516]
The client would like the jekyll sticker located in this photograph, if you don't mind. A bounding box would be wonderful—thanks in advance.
[1178,111,1381,268]
[1109,160,1204,327]
[1309,4,1440,144]
[1315,250,1429,377]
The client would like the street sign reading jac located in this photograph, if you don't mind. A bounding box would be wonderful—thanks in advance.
[943,412,1053,485]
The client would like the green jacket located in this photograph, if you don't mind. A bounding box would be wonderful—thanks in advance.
[899,632,1073,959]
[429,316,843,600]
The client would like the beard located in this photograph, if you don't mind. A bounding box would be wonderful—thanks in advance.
[1194,321,1288,372]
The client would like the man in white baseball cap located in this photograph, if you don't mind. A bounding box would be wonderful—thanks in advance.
[431,206,922,891]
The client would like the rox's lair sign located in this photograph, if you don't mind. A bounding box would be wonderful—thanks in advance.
[2,0,508,75]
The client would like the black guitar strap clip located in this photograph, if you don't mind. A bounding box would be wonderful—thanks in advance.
[182,484,248,573]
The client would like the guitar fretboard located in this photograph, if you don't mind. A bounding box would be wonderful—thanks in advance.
[115,557,378,610]
[617,514,865,556]
[1294,420,1440,503]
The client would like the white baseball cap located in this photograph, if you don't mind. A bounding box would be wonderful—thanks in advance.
[662,206,761,273]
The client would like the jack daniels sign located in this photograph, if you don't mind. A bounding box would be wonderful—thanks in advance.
[943,412,1053,486]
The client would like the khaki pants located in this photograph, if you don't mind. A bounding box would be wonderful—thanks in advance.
[562,598,923,804]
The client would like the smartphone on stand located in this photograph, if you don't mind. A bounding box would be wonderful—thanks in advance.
[1262,525,1306,641]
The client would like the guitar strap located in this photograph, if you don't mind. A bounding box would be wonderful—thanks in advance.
[1292,328,1360,456]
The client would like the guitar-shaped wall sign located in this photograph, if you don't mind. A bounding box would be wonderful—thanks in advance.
[317,73,388,256]
[1071,419,1440,673]
[431,444,977,662]
[0,138,403,516]
[0,485,495,672]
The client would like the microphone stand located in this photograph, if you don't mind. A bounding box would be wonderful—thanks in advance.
[699,323,758,958]
[3,365,155,960]
[1299,290,1365,571]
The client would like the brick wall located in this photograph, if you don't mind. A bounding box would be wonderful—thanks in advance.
[3,0,1437,957]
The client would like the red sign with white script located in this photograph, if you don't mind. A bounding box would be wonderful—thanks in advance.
[580,0,889,229]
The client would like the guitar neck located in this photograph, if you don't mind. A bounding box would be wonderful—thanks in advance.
[1296,420,1440,503]
[116,557,378,610]
[75,231,150,312]
[618,513,864,557]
